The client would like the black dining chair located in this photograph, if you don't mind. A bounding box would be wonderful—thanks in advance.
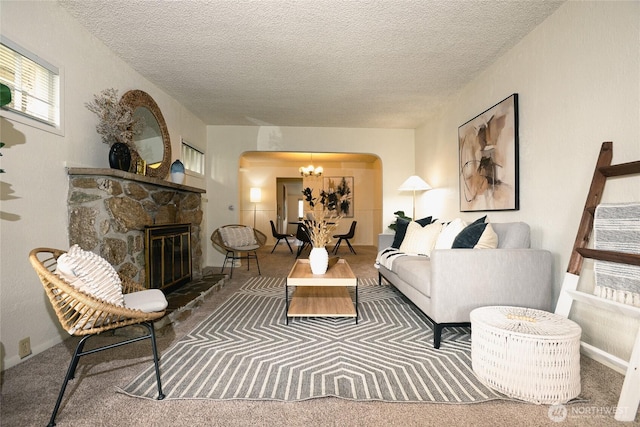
[332,221,357,254]
[295,222,312,258]
[270,220,293,253]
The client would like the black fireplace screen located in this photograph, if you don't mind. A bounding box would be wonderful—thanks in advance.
[145,223,192,291]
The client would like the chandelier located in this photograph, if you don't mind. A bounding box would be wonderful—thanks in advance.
[299,154,323,177]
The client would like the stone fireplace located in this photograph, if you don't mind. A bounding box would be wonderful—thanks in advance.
[66,168,205,288]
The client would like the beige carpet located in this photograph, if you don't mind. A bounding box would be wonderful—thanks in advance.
[1,245,634,426]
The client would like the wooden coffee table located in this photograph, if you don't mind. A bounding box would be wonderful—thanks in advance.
[285,259,358,324]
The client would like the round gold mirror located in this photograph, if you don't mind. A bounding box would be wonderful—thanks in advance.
[120,90,171,178]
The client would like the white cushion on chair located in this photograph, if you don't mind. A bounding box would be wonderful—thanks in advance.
[124,289,168,313]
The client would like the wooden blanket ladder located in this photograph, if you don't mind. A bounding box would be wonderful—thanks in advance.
[555,141,640,422]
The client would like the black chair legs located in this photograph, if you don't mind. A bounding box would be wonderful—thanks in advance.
[332,221,357,255]
[332,237,356,254]
[220,250,261,278]
[47,322,164,427]
[271,237,293,253]
[47,335,90,427]
[296,241,310,258]
[269,220,293,254]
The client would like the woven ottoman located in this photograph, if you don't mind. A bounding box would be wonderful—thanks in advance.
[470,306,582,404]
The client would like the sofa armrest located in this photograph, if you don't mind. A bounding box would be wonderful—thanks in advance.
[429,249,554,323]
[378,233,395,251]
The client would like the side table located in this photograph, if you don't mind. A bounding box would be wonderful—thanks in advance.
[470,306,582,404]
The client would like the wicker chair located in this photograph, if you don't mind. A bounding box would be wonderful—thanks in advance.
[29,248,167,427]
[211,224,267,278]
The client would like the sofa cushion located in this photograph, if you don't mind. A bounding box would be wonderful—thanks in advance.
[392,256,433,297]
[391,217,411,248]
[415,216,433,227]
[399,221,442,255]
[452,222,498,249]
[492,222,531,249]
[474,223,499,249]
[392,216,432,249]
[434,218,466,249]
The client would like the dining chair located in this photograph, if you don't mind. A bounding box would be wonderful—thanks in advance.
[295,222,312,258]
[332,221,357,254]
[270,220,293,253]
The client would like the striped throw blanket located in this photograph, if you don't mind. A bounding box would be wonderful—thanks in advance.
[375,248,425,270]
[593,202,640,307]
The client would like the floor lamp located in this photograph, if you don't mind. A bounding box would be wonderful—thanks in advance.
[398,175,432,219]
[250,187,262,229]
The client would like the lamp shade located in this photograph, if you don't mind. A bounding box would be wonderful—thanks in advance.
[398,175,432,191]
[250,187,262,203]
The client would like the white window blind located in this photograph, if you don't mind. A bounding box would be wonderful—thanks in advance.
[0,37,60,128]
[181,139,205,176]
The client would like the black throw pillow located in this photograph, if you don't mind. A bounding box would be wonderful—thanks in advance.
[452,219,488,249]
[391,217,411,249]
[415,216,433,227]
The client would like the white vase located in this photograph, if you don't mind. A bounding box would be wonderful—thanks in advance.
[170,159,185,184]
[309,247,329,275]
[171,171,185,184]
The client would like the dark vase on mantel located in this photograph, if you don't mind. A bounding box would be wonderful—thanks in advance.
[108,142,131,172]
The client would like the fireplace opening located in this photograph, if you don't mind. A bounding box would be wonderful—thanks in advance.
[145,223,192,292]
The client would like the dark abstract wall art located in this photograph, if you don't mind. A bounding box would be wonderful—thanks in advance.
[458,94,519,212]
[323,176,354,217]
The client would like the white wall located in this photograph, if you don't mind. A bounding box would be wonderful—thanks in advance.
[206,126,414,266]
[0,1,207,370]
[415,1,640,361]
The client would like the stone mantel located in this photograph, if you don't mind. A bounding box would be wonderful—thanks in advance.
[66,167,205,285]
[67,167,206,194]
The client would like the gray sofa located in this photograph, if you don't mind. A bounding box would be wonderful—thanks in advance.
[377,222,553,348]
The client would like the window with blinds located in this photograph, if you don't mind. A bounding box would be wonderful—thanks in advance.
[0,37,60,128]
[181,139,205,176]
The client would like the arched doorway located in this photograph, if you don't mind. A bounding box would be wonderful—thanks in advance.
[238,151,383,246]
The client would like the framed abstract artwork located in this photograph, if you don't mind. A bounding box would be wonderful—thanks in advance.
[458,93,519,212]
[323,176,354,217]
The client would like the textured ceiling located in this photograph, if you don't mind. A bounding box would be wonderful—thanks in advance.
[59,0,563,129]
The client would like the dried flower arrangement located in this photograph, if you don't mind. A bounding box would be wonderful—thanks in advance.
[302,187,342,248]
[85,88,144,146]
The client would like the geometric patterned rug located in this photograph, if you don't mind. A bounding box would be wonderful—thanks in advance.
[119,277,508,403]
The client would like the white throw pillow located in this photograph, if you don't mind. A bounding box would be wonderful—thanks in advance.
[55,245,125,307]
[219,226,257,247]
[55,245,126,333]
[434,218,467,249]
[474,223,499,249]
[399,221,443,256]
